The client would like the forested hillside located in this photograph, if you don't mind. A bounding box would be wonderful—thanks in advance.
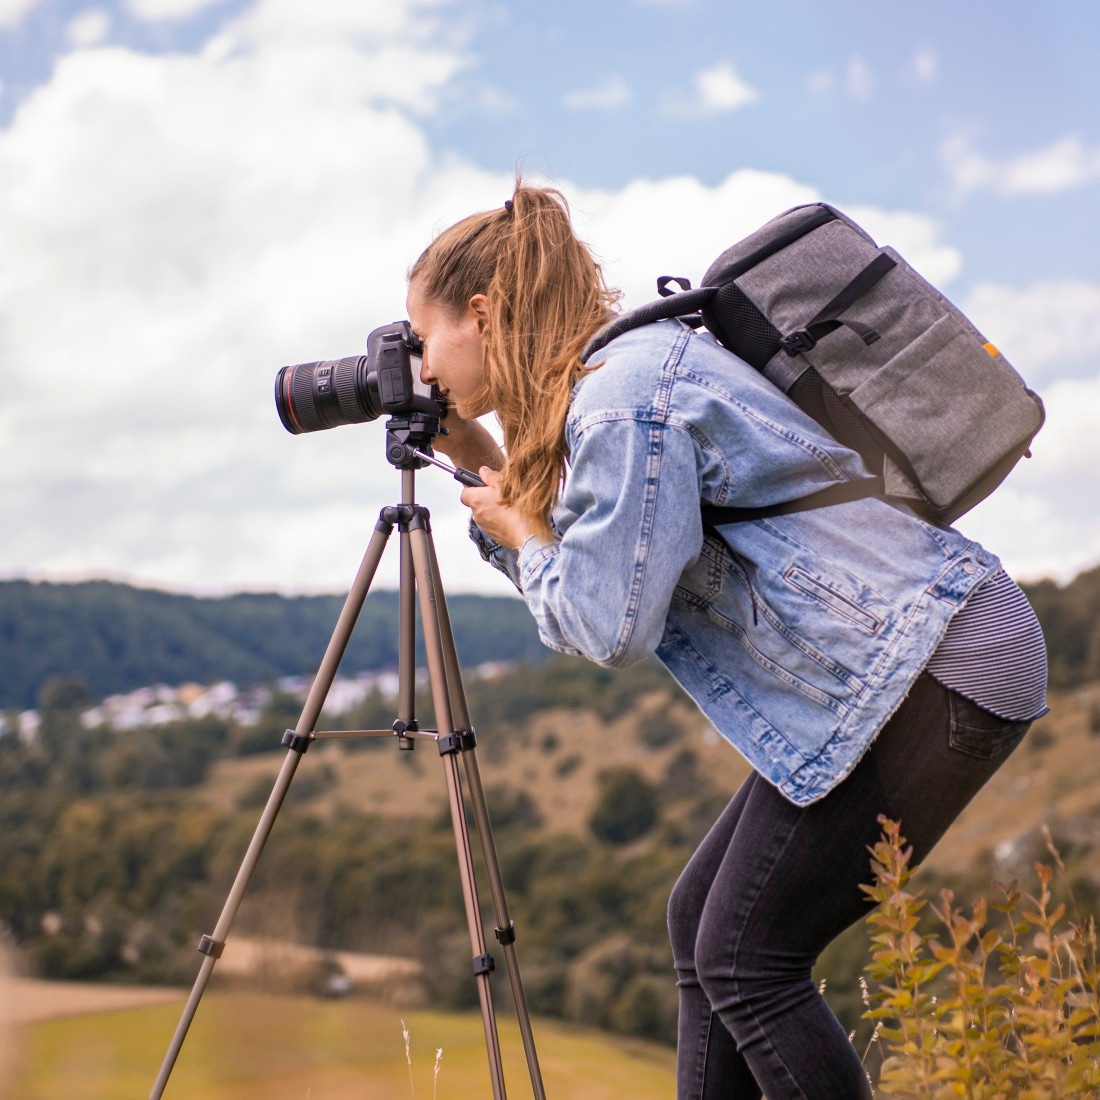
[2,564,1099,710]
[1019,564,1100,688]
[0,579,543,708]
[1,651,1097,1050]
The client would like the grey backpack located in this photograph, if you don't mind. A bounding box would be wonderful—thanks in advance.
[584,202,1045,525]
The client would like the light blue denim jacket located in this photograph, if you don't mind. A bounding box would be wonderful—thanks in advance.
[472,320,1000,805]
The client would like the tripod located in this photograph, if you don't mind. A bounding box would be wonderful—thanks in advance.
[151,415,546,1099]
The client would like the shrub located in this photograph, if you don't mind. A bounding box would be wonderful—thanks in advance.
[861,816,1100,1097]
[637,703,682,749]
[588,768,660,845]
[1088,701,1100,738]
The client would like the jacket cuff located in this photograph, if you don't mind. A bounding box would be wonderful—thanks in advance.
[518,535,558,587]
[468,519,523,588]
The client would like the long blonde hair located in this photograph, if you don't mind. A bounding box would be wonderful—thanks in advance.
[408,183,619,540]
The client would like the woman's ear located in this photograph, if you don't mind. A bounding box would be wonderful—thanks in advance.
[468,293,491,336]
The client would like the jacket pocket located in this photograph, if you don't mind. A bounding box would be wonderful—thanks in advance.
[783,566,883,635]
[947,693,1030,761]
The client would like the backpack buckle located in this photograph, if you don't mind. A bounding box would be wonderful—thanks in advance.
[781,330,816,356]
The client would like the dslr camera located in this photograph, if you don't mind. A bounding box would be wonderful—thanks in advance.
[275,321,444,435]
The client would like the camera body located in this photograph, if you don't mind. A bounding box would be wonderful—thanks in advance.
[275,321,444,435]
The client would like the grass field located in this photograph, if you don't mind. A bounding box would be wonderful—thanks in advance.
[12,989,677,1099]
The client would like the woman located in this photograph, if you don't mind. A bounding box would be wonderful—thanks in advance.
[406,184,1047,1099]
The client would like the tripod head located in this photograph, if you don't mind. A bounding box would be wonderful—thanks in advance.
[384,410,445,470]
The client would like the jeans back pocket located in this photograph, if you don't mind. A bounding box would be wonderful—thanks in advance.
[948,692,1030,761]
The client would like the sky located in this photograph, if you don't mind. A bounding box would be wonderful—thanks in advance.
[1,0,1098,599]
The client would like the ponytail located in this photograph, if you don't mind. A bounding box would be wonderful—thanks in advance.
[409,183,619,540]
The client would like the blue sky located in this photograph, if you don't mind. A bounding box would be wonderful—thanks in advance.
[1,0,1098,596]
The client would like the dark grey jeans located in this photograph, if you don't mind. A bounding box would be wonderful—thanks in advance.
[667,673,1030,1099]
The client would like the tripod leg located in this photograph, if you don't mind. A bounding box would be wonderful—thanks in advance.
[397,479,418,732]
[419,529,547,1100]
[406,523,508,1100]
[149,519,395,1099]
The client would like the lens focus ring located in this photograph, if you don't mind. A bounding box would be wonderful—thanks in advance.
[332,356,372,423]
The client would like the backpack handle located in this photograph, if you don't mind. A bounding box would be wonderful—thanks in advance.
[657,275,693,296]
[780,252,897,355]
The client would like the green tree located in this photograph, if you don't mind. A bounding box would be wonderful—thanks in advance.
[589,768,660,845]
[37,676,101,791]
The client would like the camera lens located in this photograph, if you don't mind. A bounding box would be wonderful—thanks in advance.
[275,356,382,434]
[276,322,438,435]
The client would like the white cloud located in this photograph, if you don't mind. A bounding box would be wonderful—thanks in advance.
[695,61,759,112]
[227,0,455,47]
[954,374,1100,583]
[663,61,759,116]
[569,179,964,310]
[963,280,1100,385]
[126,0,236,20]
[909,47,937,84]
[475,85,518,114]
[846,54,874,101]
[943,133,1100,196]
[0,0,41,30]
[0,0,1096,596]
[569,171,819,309]
[564,76,632,112]
[844,206,962,286]
[806,57,875,101]
[67,8,111,48]
[951,280,1100,579]
[0,0,510,596]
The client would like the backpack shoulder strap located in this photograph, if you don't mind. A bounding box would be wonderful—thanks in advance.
[580,280,884,527]
[582,286,717,363]
[702,475,885,527]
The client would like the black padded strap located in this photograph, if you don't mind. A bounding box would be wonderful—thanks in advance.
[702,476,884,526]
[582,287,717,362]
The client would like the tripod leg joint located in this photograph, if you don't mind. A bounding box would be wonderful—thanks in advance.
[471,952,496,976]
[437,728,477,756]
[494,922,516,946]
[379,503,430,529]
[197,934,225,959]
[392,718,419,750]
[281,729,313,754]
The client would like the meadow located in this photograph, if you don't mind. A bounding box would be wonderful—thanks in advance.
[10,987,676,1099]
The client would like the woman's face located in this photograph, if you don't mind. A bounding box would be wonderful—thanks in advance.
[406,281,491,419]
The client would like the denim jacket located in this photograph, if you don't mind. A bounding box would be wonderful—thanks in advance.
[472,321,1000,805]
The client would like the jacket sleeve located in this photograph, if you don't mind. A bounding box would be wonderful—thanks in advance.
[515,413,704,667]
[468,518,524,590]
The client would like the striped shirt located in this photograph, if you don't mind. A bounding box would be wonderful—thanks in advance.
[926,567,1049,722]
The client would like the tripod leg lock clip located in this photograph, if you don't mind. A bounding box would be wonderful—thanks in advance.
[471,952,496,976]
[197,934,225,959]
[281,729,313,754]
[437,729,477,756]
[495,922,516,946]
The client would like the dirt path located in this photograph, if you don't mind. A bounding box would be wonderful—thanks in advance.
[0,947,184,1096]
[0,975,185,1027]
[0,937,422,1094]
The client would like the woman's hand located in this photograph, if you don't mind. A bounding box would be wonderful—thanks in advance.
[433,411,504,473]
[461,467,535,551]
